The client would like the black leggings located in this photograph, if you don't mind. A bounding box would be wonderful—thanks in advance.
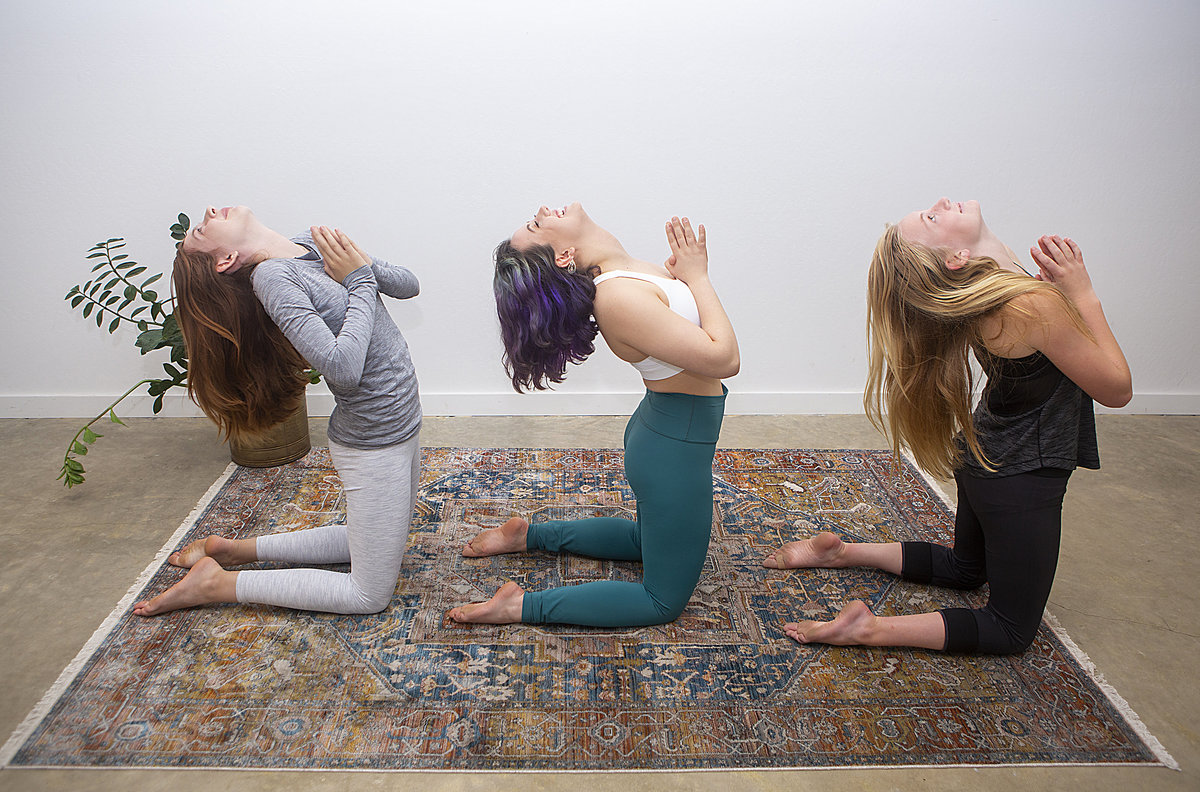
[901,468,1070,655]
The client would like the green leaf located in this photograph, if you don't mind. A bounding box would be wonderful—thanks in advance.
[124,285,136,299]
[91,260,109,272]
[152,394,164,414]
[141,273,162,288]
[82,427,101,443]
[70,295,84,308]
[104,294,120,306]
[109,409,126,425]
[72,441,88,455]
[163,363,183,380]
[116,260,135,270]
[108,317,120,333]
[119,296,133,310]
[105,237,122,244]
[65,285,80,297]
[65,458,84,472]
[82,303,94,318]
[143,289,157,302]
[127,266,147,277]
[131,307,147,319]
[177,213,189,229]
[135,328,164,353]
[88,280,103,296]
[105,276,120,290]
[112,254,128,262]
[94,311,104,328]
[86,251,107,259]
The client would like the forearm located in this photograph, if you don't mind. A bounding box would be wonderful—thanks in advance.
[686,276,740,374]
[1073,294,1132,404]
[275,269,378,389]
[370,256,420,299]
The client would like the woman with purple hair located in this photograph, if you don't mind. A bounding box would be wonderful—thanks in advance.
[449,203,739,626]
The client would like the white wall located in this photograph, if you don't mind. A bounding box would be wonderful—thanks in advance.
[2,0,1196,418]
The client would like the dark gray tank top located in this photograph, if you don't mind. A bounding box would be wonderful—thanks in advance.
[962,348,1099,478]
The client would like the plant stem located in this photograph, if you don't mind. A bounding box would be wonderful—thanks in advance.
[77,291,163,327]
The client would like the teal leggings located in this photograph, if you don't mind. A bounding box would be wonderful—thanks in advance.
[521,387,726,627]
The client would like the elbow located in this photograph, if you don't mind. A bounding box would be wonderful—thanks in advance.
[1094,372,1133,409]
[322,369,364,391]
[706,352,740,380]
[723,348,741,378]
[1099,385,1133,409]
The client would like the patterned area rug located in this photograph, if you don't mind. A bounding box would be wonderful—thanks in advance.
[2,448,1173,770]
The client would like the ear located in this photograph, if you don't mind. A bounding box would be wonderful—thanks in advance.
[554,247,576,269]
[945,249,970,271]
[214,251,242,274]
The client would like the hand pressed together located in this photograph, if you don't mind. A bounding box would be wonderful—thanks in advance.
[312,225,372,284]
[1030,234,1095,305]
[664,216,708,284]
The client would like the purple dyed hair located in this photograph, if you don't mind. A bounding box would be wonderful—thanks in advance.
[493,239,599,392]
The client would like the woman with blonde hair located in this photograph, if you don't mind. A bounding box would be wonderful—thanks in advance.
[765,198,1131,654]
[134,206,422,617]
[449,203,738,626]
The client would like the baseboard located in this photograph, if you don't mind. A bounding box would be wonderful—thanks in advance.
[2,391,1196,418]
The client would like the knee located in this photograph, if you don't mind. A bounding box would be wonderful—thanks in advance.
[975,610,1042,655]
[987,620,1040,655]
[946,570,988,591]
[649,592,690,625]
[349,588,393,614]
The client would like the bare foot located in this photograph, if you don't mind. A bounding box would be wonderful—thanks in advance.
[461,517,528,557]
[133,557,238,617]
[763,531,848,569]
[783,600,877,645]
[448,581,525,624]
[168,535,255,569]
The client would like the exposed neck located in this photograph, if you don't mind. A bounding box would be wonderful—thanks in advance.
[974,229,1028,276]
[243,226,309,264]
[575,227,637,274]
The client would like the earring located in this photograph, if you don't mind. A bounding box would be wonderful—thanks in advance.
[567,261,576,274]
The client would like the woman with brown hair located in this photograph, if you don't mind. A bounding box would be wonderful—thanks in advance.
[134,206,422,617]
[765,198,1131,654]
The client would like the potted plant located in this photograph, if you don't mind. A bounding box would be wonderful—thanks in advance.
[59,213,315,487]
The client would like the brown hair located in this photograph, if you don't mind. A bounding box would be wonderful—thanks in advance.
[864,225,1088,478]
[172,247,309,442]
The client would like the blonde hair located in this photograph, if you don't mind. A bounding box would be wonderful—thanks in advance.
[864,224,1086,478]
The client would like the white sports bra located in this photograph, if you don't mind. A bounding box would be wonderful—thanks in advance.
[593,270,701,380]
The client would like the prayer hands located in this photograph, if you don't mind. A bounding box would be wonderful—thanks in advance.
[312,225,371,284]
[664,216,708,284]
[1030,235,1095,304]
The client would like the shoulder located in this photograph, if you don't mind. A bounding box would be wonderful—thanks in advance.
[251,257,294,283]
[250,258,307,296]
[593,276,667,315]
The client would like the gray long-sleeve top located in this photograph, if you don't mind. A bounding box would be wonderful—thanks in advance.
[251,233,421,449]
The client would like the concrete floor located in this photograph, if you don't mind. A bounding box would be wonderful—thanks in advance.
[0,414,1195,791]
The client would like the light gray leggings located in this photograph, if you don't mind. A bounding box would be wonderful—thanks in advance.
[234,434,421,614]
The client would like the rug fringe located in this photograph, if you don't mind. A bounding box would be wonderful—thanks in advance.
[1040,609,1180,770]
[0,462,240,768]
